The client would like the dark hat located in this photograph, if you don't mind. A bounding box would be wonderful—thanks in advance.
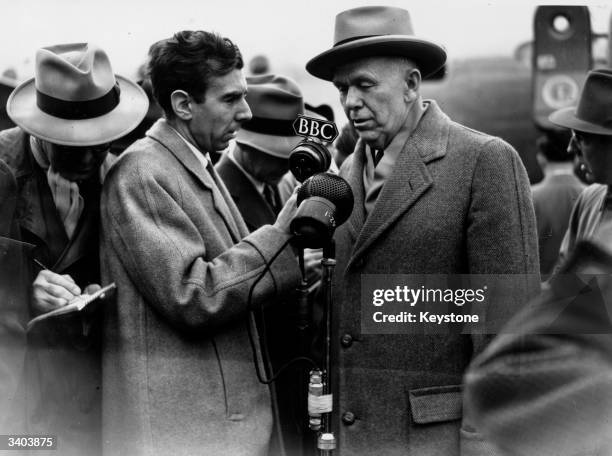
[549,69,612,135]
[305,103,335,122]
[7,43,149,146]
[236,74,304,158]
[306,6,446,81]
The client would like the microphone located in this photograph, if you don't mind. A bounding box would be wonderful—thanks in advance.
[289,139,332,183]
[290,173,354,248]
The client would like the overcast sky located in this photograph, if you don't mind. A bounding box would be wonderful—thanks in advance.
[2,0,610,81]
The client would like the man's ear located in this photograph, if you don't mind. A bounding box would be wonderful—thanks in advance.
[404,68,421,103]
[170,90,192,120]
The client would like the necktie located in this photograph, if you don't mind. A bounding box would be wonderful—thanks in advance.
[371,148,384,167]
[263,184,279,215]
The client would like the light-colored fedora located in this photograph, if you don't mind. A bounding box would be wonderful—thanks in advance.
[306,6,446,81]
[236,74,304,158]
[549,69,612,135]
[7,43,149,146]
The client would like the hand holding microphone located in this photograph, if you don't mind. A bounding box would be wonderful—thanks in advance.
[290,172,354,248]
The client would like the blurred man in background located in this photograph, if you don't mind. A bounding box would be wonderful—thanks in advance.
[532,129,585,279]
[551,69,612,267]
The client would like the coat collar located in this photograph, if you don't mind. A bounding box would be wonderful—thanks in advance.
[345,100,450,268]
[146,119,244,241]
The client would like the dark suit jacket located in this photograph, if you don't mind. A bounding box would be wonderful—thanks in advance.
[215,154,277,231]
[464,240,612,455]
[0,127,110,456]
[331,101,540,455]
[216,153,307,456]
[100,119,301,456]
[532,172,585,278]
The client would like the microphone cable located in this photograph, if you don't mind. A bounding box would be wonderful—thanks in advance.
[246,237,318,385]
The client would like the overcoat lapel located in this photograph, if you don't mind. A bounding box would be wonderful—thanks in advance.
[147,120,243,242]
[347,102,450,269]
[18,170,68,264]
[343,139,367,243]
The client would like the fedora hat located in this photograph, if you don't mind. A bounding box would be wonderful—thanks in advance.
[236,74,304,158]
[7,43,149,146]
[549,69,612,135]
[306,6,446,81]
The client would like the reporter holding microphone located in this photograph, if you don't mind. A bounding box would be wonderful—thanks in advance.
[99,31,303,456]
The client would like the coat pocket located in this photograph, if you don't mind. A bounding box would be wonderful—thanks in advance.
[408,384,462,424]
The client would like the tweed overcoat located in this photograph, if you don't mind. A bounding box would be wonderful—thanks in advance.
[330,101,540,455]
[100,119,301,456]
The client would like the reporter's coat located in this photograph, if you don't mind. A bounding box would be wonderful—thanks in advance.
[100,119,300,456]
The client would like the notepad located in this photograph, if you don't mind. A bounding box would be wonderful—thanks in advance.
[27,282,116,331]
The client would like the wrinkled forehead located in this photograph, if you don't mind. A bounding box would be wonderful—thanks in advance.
[332,56,416,84]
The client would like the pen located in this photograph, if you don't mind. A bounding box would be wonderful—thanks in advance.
[33,258,49,270]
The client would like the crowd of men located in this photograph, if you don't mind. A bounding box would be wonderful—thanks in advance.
[0,5,611,456]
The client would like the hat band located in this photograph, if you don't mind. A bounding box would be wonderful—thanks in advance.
[36,83,121,120]
[334,34,380,47]
[241,116,297,136]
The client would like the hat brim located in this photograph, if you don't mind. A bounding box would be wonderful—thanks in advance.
[549,107,612,136]
[7,75,149,146]
[235,130,302,159]
[306,35,447,81]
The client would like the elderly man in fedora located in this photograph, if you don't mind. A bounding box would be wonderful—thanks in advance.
[100,31,302,456]
[0,43,148,455]
[305,6,540,455]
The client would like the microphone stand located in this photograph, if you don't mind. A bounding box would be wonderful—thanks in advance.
[317,239,336,455]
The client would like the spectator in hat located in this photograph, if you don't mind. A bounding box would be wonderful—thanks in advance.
[99,31,302,456]
[215,74,321,456]
[305,6,540,455]
[549,69,612,269]
[0,43,148,456]
[216,74,302,229]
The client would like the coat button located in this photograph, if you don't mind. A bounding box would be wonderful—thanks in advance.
[340,333,353,348]
[342,411,356,425]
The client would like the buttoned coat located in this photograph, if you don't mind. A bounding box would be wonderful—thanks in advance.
[100,119,301,456]
[330,101,540,455]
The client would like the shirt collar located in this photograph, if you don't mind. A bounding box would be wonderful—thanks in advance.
[365,103,428,170]
[168,124,211,171]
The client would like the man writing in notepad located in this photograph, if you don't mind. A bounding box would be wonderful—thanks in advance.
[0,43,148,456]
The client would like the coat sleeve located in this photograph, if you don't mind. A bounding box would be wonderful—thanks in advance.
[466,138,541,350]
[100,156,301,333]
[463,241,612,456]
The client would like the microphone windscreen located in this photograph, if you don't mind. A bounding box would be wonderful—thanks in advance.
[297,173,354,225]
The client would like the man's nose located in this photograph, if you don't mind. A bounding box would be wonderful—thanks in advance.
[237,98,252,122]
[344,86,362,110]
